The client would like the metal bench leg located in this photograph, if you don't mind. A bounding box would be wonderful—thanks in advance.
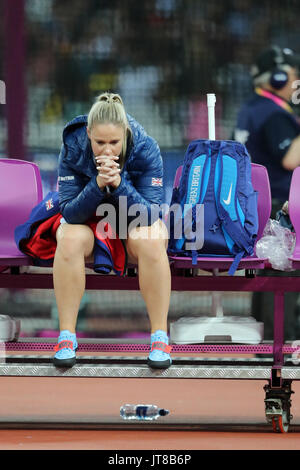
[273,291,285,370]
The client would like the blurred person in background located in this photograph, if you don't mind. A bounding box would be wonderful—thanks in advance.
[234,45,300,340]
[235,45,300,214]
[53,92,172,369]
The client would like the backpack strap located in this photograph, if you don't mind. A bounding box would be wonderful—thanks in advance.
[228,251,245,276]
[215,149,255,275]
[218,204,254,273]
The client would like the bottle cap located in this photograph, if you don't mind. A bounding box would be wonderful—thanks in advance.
[159,409,169,416]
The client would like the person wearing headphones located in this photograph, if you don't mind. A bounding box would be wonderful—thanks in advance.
[234,46,300,341]
[235,46,300,214]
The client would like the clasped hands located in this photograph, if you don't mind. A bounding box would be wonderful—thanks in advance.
[96,155,121,190]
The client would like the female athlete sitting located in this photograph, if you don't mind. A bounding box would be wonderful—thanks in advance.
[53,92,172,369]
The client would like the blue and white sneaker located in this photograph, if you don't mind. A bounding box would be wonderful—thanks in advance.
[53,330,78,368]
[147,330,172,369]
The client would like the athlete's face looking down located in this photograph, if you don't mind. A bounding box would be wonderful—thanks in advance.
[87,123,124,158]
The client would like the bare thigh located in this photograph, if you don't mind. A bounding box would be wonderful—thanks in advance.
[125,219,169,264]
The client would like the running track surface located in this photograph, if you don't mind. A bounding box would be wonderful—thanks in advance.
[0,372,300,450]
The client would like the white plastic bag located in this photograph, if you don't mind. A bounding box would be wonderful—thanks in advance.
[255,219,296,271]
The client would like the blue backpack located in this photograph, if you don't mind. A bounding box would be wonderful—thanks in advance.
[167,139,258,275]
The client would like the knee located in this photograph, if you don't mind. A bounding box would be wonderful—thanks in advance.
[56,224,94,260]
[144,238,168,263]
[128,232,168,264]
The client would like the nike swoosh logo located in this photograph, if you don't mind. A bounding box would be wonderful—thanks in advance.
[223,183,233,205]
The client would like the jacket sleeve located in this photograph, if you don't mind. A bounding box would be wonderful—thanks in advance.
[109,136,164,226]
[58,144,107,224]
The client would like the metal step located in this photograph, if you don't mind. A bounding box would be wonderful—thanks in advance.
[0,355,272,379]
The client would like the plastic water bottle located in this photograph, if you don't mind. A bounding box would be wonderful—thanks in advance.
[120,404,169,420]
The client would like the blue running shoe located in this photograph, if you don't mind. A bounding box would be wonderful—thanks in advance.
[53,330,78,368]
[147,330,172,369]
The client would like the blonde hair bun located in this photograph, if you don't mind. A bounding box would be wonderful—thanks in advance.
[97,92,124,106]
[88,92,128,129]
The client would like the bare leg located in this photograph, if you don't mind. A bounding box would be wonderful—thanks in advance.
[53,224,94,333]
[125,219,171,333]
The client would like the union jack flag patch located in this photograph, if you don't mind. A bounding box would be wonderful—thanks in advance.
[151,177,163,187]
[45,198,54,211]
